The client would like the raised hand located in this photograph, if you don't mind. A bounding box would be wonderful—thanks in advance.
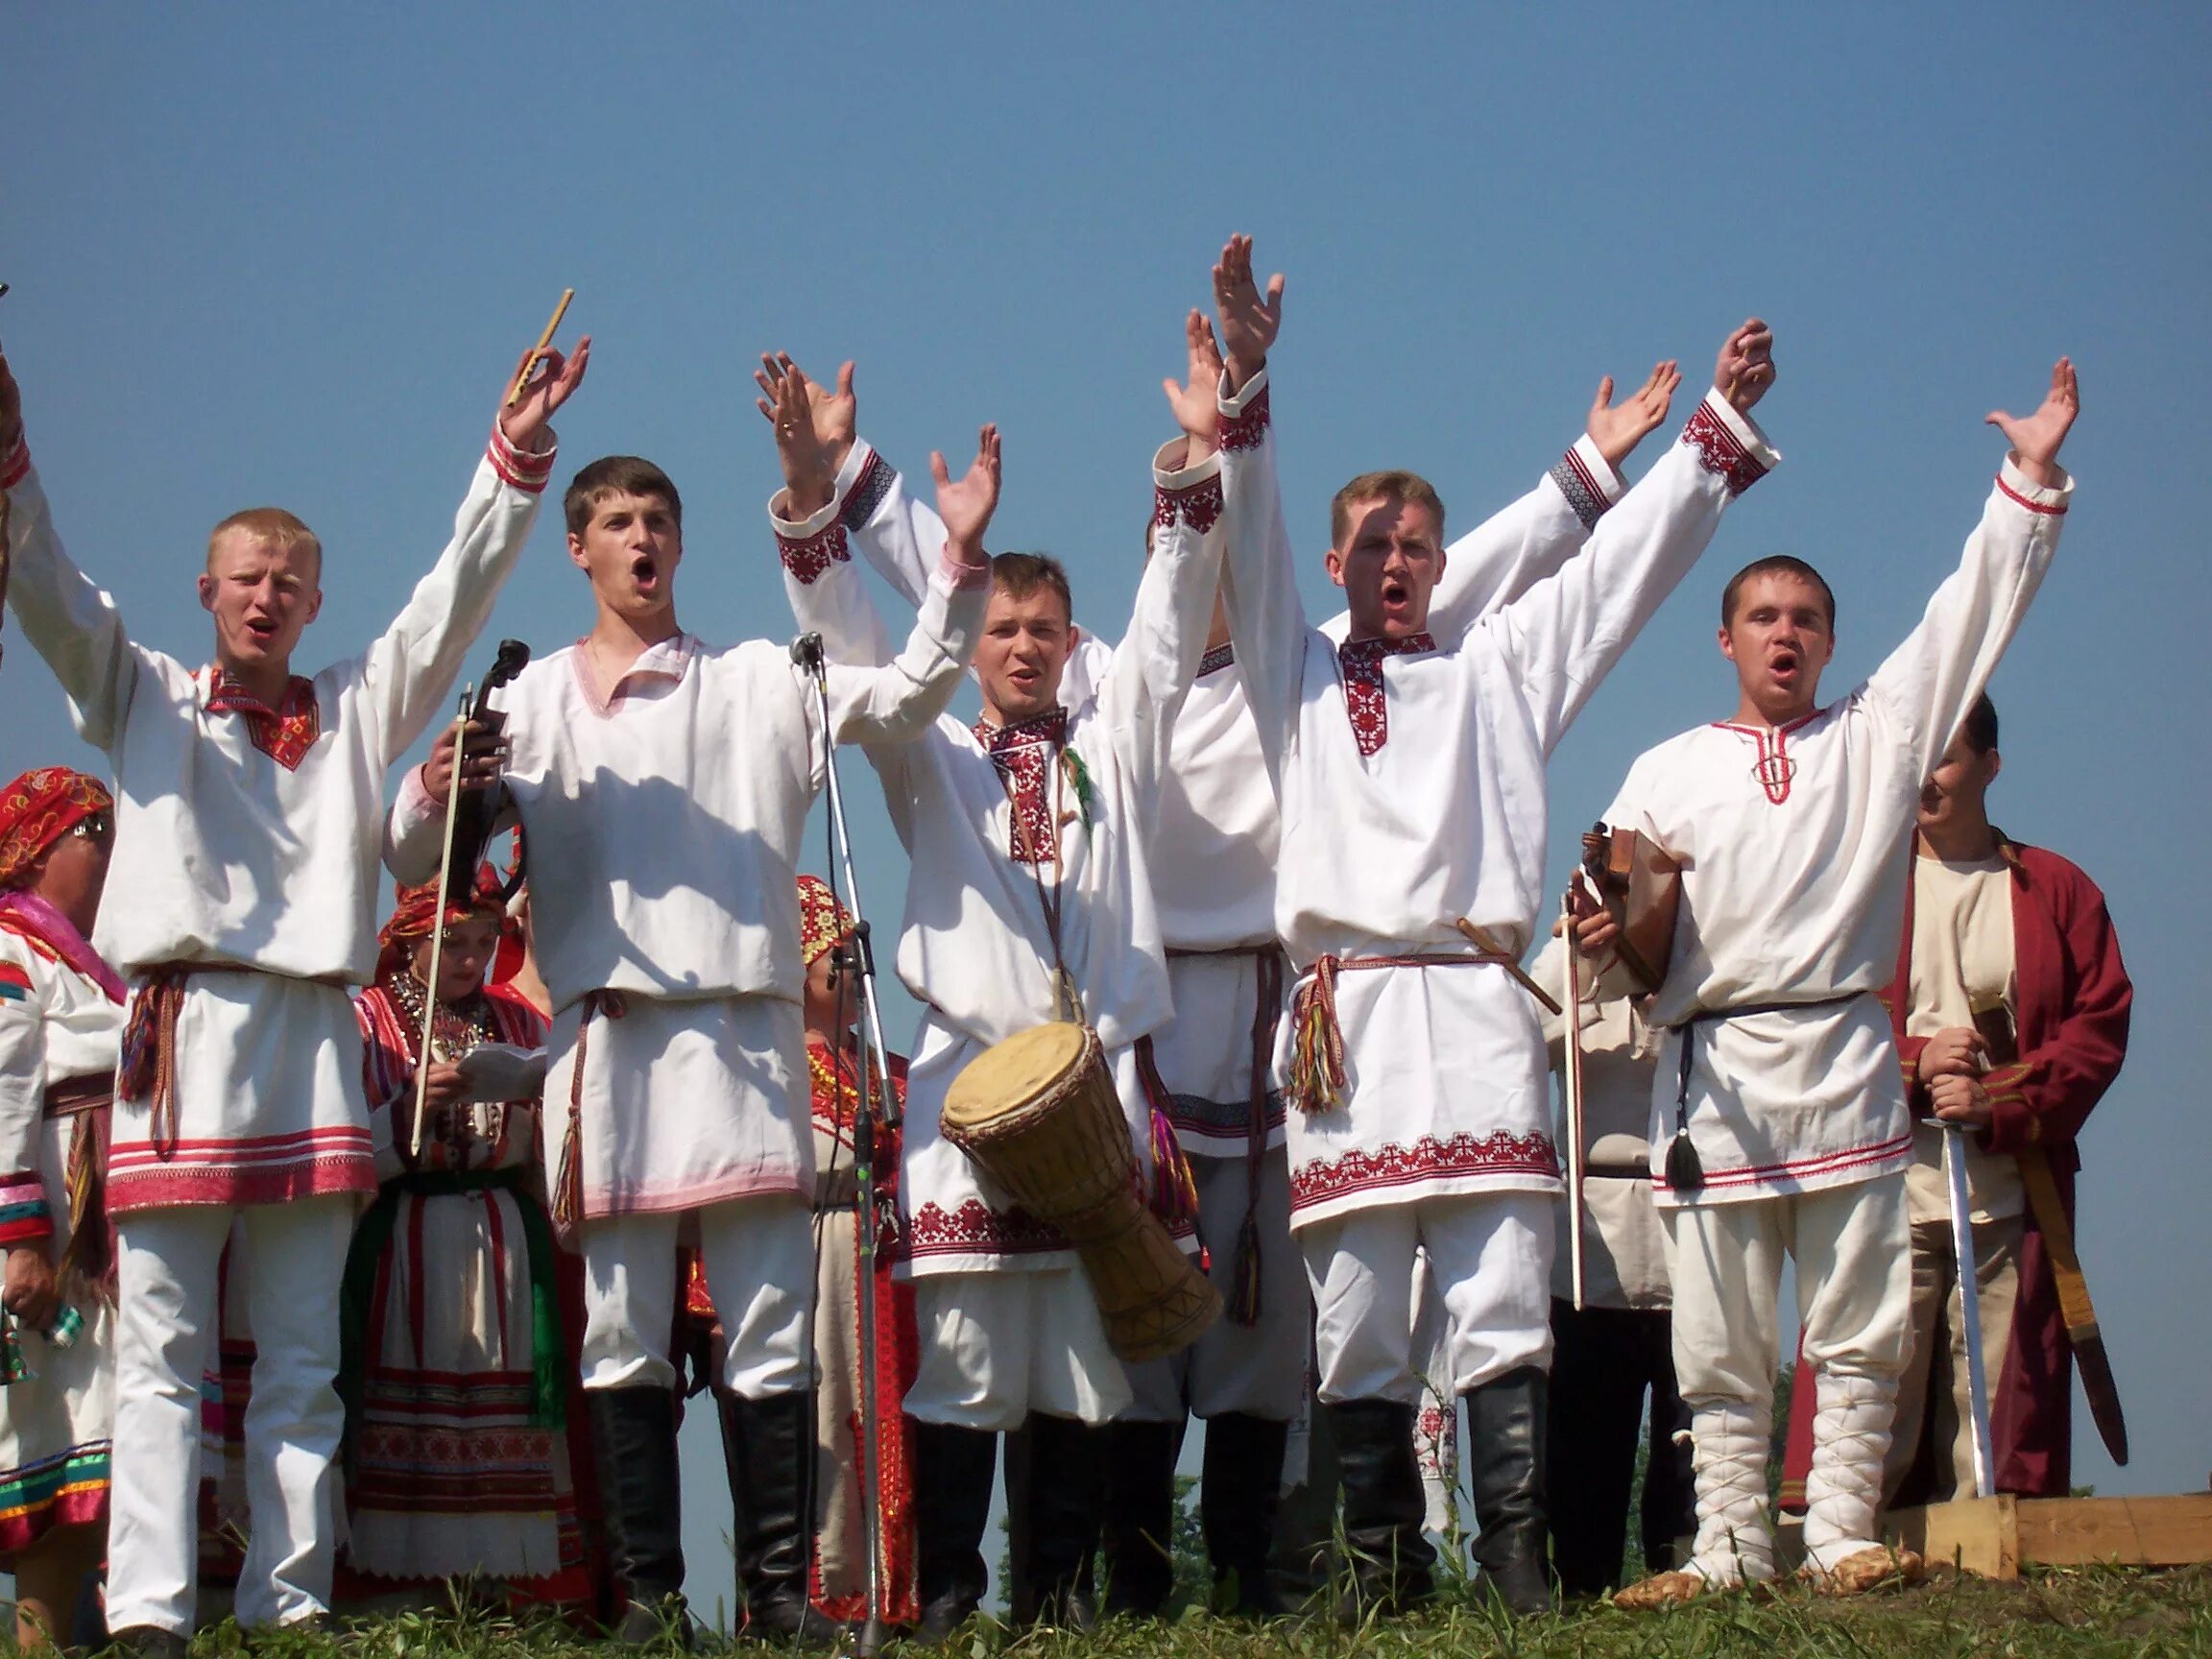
[1586,360,1682,469]
[0,346,22,450]
[931,424,1002,565]
[756,352,857,516]
[1986,357,2079,487]
[1713,319,1776,414]
[1212,234,1284,391]
[1161,309,1226,455]
[499,335,591,450]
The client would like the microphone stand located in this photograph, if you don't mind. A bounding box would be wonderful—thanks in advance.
[792,631,901,1656]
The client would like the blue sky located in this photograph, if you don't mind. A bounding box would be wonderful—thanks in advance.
[8,2,2208,1605]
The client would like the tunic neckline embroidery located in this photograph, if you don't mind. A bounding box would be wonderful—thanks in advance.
[204,670,322,770]
[1712,709,1823,806]
[569,634,695,718]
[1336,633,1436,757]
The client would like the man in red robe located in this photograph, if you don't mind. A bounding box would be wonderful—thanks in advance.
[1783,692,2130,1505]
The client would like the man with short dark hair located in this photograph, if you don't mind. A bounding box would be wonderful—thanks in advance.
[762,321,1229,1637]
[1779,690,2130,1508]
[1586,364,2081,1605]
[1212,231,1780,1619]
[388,422,1000,1644]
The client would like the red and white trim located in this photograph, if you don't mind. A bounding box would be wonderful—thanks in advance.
[106,1122,377,1213]
[486,421,557,495]
[1289,1129,1560,1214]
[776,521,852,586]
[1217,382,1271,453]
[1679,397,1770,497]
[0,1172,54,1245]
[903,1196,1069,1261]
[1662,1131,1914,1196]
[1995,474,2068,517]
[1153,472,1224,536]
[1714,709,1822,805]
[0,432,29,492]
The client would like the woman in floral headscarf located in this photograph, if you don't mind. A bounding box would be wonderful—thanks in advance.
[0,767,123,1647]
[333,868,604,1618]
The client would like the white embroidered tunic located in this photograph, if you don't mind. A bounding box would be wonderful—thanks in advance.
[1599,457,2071,1208]
[1219,369,1779,1228]
[773,441,1223,1275]
[815,435,1625,1155]
[3,426,556,1209]
[386,557,989,1220]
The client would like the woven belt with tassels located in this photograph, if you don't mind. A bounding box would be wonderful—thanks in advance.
[551,988,628,1237]
[1288,949,1516,1118]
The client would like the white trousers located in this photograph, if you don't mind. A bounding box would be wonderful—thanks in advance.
[580,1196,812,1395]
[1301,1192,1553,1406]
[107,1198,354,1634]
[1667,1173,1911,1581]
[905,1270,1131,1431]
[1120,1146,1308,1423]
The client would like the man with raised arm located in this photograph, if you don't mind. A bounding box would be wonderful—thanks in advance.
[754,338,1679,1619]
[1212,233,1779,1618]
[0,330,587,1652]
[387,423,999,1644]
[1577,366,2080,1605]
[760,325,1227,1638]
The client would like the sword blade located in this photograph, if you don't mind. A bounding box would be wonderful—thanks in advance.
[1940,1120,1997,1498]
[2071,1326,2131,1466]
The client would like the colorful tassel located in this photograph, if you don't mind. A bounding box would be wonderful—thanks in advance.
[1287,957,1346,1116]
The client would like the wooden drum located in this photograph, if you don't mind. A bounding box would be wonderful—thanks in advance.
[943,1023,1221,1363]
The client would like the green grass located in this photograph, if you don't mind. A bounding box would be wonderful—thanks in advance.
[104,1567,2212,1659]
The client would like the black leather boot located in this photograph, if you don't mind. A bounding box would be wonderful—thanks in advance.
[1202,1412,1289,1616]
[1100,1419,1182,1617]
[909,1419,996,1644]
[588,1386,692,1646]
[1017,1413,1107,1631]
[1326,1397,1434,1620]
[1464,1366,1552,1616]
[720,1389,848,1644]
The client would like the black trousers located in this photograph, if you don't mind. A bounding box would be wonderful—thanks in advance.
[1544,1300,1695,1596]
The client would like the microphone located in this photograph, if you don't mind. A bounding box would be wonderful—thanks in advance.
[790,632,825,672]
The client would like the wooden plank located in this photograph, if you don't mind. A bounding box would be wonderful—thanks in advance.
[1885,1495,2019,1580]
[2013,1494,2212,1568]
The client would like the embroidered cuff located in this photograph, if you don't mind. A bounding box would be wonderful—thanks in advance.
[0,1175,53,1246]
[487,420,558,494]
[1980,1059,2043,1152]
[1215,367,1271,452]
[1550,435,1627,532]
[1679,389,1780,496]
[768,441,883,584]
[1995,456,2073,517]
[938,545,991,591]
[1151,439,1225,534]
[0,431,28,493]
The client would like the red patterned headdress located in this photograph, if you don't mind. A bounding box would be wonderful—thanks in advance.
[0,768,112,890]
[797,875,853,969]
[375,864,511,982]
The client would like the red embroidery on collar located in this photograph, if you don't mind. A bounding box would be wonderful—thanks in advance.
[204,671,321,771]
[974,709,1069,864]
[1336,634,1435,757]
[1715,710,1820,805]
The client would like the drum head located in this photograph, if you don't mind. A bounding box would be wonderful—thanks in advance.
[944,1022,1098,1132]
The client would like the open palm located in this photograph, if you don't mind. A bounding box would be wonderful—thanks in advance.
[1986,358,2079,469]
[1212,233,1284,383]
[1161,309,1226,443]
[932,424,1003,554]
[1585,360,1682,469]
